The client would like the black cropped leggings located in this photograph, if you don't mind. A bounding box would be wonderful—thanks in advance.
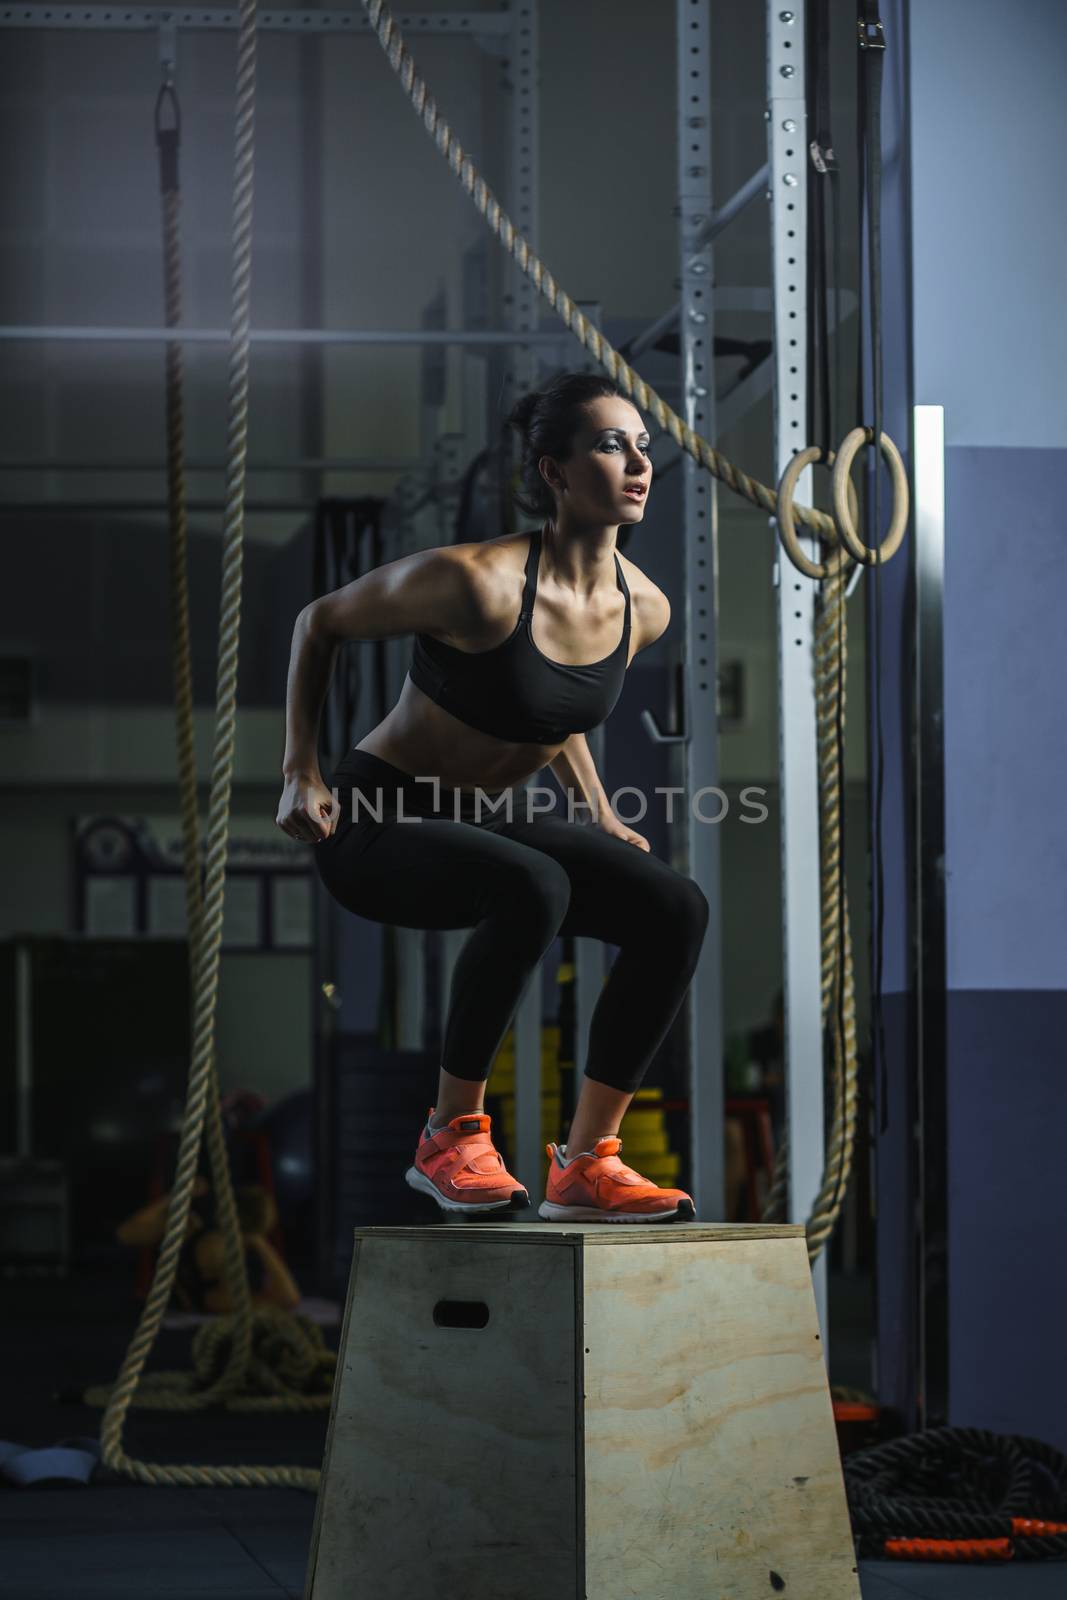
[314,752,709,1094]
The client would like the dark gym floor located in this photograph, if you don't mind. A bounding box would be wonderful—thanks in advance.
[2,1267,1062,1600]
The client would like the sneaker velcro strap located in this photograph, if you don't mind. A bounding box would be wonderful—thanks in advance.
[453,1114,491,1134]
[593,1136,622,1157]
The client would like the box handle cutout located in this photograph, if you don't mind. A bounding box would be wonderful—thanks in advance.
[433,1299,489,1328]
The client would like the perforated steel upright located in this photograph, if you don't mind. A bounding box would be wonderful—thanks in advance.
[766,1,827,1334]
[675,0,725,1221]
[557,300,610,1163]
[504,0,544,1203]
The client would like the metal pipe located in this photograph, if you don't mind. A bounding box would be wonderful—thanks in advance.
[0,326,568,347]
[674,0,725,1226]
[625,164,770,361]
[0,458,419,474]
[767,0,827,1340]
[624,303,683,366]
[0,9,510,36]
[693,161,769,249]
[0,501,319,515]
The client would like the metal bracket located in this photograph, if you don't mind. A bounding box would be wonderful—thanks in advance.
[809,139,837,175]
[640,708,688,746]
[858,17,887,49]
[158,18,177,82]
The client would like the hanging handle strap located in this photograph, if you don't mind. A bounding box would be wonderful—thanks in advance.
[856,0,887,555]
[154,82,181,197]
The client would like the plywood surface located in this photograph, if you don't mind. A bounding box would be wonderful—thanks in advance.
[581,1236,860,1600]
[309,1227,858,1600]
[308,1234,579,1599]
[354,1221,806,1245]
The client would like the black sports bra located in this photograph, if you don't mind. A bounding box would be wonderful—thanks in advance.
[408,526,631,744]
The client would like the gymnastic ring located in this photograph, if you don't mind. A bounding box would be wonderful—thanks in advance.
[831,425,910,566]
[776,446,858,581]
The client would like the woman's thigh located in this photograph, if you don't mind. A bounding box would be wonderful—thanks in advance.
[313,811,570,931]
[498,816,706,942]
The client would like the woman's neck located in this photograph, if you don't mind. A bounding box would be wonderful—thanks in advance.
[540,516,618,599]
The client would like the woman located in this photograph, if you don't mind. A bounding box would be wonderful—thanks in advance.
[116,1177,302,1313]
[277,372,708,1222]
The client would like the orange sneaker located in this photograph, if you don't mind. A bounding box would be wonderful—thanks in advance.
[538,1136,695,1223]
[405,1108,530,1216]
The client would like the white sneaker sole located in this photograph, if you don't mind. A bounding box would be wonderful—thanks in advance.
[405,1165,530,1215]
[537,1198,695,1223]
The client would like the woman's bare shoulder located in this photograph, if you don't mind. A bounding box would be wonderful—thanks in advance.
[456,532,529,568]
[618,549,671,652]
[450,534,529,610]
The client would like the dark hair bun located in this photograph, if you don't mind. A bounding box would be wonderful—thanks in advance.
[506,393,540,436]
[505,370,636,520]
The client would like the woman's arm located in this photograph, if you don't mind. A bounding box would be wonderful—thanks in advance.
[115,1194,170,1248]
[282,546,479,780]
[114,1177,209,1247]
[549,733,610,822]
[545,577,670,848]
[245,1234,302,1311]
[282,613,339,781]
[630,581,671,656]
[550,733,650,850]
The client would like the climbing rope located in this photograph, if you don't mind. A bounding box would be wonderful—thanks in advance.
[360,0,906,1262]
[756,550,861,1248]
[360,0,908,559]
[93,1,330,1492]
[759,448,861,1250]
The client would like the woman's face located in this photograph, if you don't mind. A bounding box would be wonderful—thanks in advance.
[540,395,652,526]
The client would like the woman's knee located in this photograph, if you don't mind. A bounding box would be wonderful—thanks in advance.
[499,853,572,938]
[651,873,710,950]
[680,876,711,939]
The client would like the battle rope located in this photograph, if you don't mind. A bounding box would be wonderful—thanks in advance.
[92,1,329,1491]
[845,1427,1067,1562]
[360,0,905,1263]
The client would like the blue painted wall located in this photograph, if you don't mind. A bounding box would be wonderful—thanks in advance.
[872,0,1067,1446]
[911,3,1067,1448]
[910,4,1067,451]
[942,447,1067,988]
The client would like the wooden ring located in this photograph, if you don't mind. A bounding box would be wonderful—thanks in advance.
[776,446,858,581]
[831,425,910,566]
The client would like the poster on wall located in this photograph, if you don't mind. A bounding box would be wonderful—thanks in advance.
[73,815,313,951]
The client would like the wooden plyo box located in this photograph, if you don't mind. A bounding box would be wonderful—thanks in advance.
[306,1223,860,1600]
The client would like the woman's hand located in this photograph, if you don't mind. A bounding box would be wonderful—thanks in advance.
[276,770,338,844]
[596,808,651,851]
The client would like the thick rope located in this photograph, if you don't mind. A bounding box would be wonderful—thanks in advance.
[162,166,255,1410]
[361,0,843,540]
[86,1309,334,1416]
[759,564,859,1255]
[95,2,325,1491]
[845,1426,1067,1561]
[360,0,873,1260]
[806,565,860,1250]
